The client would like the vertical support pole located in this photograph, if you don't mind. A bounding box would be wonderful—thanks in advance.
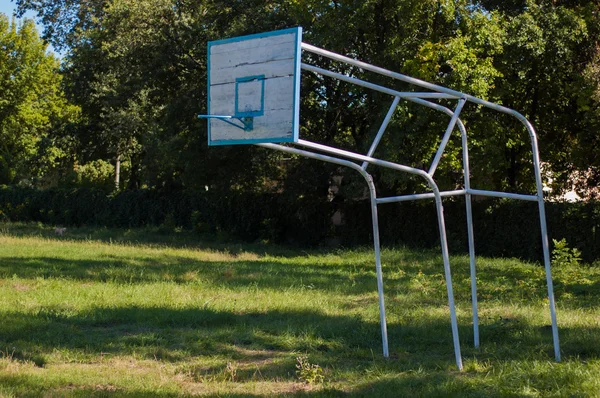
[530,146,560,361]
[537,197,560,361]
[521,121,560,362]
[366,173,390,358]
[432,189,463,370]
[459,121,479,348]
[465,192,479,349]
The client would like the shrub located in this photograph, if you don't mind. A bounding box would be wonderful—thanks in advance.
[0,185,599,262]
[552,238,582,268]
[65,160,116,192]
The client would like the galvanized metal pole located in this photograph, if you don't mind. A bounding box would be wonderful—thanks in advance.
[428,98,467,177]
[293,139,464,370]
[255,143,390,358]
[518,118,561,362]
[362,96,401,170]
[365,173,390,358]
[433,192,464,370]
[458,120,479,348]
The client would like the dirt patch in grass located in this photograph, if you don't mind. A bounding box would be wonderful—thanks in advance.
[230,347,285,364]
[11,282,32,292]
[235,252,261,261]
[94,383,120,392]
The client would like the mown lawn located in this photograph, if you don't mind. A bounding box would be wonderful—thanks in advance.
[0,223,599,397]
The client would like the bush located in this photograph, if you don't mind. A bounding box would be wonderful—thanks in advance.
[64,160,116,192]
[552,238,582,268]
[0,185,599,262]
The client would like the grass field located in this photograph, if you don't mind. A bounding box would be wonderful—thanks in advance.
[0,222,599,397]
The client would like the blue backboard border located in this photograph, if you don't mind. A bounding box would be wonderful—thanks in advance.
[207,27,303,146]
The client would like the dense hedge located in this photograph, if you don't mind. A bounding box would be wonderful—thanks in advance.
[0,186,332,246]
[1,186,599,262]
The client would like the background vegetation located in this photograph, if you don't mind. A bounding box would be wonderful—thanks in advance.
[2,186,600,263]
[2,1,600,257]
[3,0,599,195]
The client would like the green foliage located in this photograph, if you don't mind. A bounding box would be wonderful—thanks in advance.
[65,159,116,191]
[295,355,324,384]
[9,1,600,197]
[552,238,582,268]
[0,14,79,186]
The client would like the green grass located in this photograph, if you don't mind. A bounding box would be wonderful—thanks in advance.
[0,222,599,397]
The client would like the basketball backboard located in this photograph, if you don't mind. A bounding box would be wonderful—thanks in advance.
[205,27,302,146]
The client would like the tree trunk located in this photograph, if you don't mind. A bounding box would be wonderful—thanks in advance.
[115,153,121,191]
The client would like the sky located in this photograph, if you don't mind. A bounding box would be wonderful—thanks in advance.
[0,0,39,26]
[0,0,59,56]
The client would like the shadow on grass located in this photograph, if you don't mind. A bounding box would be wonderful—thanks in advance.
[1,299,597,397]
[0,306,463,362]
[2,303,594,367]
[0,253,454,299]
[0,371,496,398]
[340,375,503,398]
[3,251,595,312]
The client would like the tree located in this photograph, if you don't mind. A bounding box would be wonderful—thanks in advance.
[0,14,78,185]
[14,0,600,199]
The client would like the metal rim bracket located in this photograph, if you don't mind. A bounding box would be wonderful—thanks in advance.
[198,114,254,132]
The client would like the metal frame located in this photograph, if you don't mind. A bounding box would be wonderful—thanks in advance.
[204,36,561,371]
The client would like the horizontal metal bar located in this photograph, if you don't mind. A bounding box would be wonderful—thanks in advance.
[377,190,466,204]
[256,143,363,174]
[394,93,459,99]
[467,189,539,202]
[301,63,459,99]
[302,42,460,94]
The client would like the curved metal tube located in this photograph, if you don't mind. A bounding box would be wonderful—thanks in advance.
[255,142,390,359]
[406,97,480,348]
[400,98,558,359]
[508,114,560,362]
[293,139,464,370]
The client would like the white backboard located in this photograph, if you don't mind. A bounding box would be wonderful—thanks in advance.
[207,27,302,146]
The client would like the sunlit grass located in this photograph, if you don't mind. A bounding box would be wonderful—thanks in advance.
[0,222,599,396]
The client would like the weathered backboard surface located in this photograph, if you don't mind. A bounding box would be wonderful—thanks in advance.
[207,27,302,146]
